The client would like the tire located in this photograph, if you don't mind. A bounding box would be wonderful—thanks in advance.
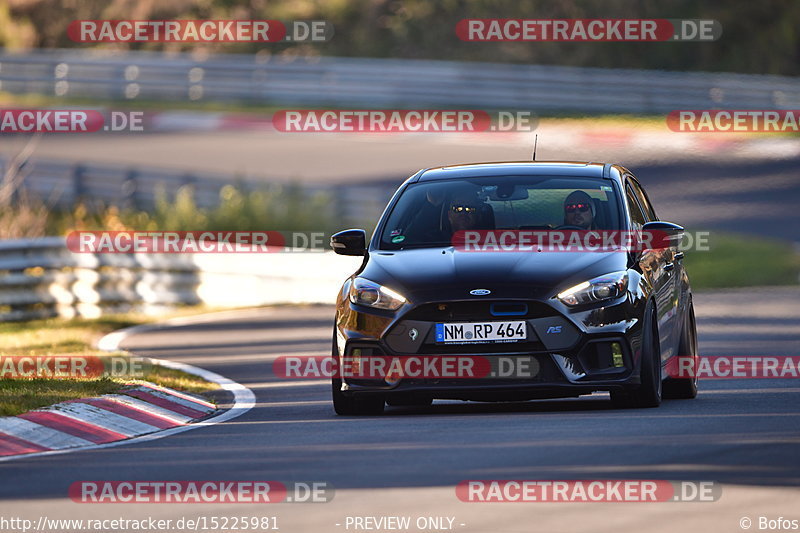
[332,377,385,415]
[611,306,662,408]
[330,332,385,416]
[663,301,699,399]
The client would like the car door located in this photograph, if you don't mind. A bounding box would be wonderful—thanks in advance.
[629,176,685,359]
[624,178,677,365]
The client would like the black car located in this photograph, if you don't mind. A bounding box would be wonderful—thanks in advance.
[330,161,698,415]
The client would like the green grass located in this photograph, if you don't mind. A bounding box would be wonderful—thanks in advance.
[0,316,143,353]
[3,91,798,140]
[0,310,227,352]
[684,232,800,289]
[0,311,221,417]
[4,182,337,241]
[0,91,287,115]
[0,379,123,417]
[2,91,797,137]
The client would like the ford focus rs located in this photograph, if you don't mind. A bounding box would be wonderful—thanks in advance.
[330,161,698,415]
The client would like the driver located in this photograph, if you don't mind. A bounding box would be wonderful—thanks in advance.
[563,190,597,230]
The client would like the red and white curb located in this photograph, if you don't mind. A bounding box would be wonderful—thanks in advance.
[0,383,214,457]
[142,111,800,160]
[0,320,255,462]
[147,111,274,132]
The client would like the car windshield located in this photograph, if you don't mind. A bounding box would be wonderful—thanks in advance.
[379,176,621,250]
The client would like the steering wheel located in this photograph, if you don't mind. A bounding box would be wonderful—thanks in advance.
[555,225,586,230]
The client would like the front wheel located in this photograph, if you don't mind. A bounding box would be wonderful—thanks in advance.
[611,307,662,408]
[332,377,385,415]
[330,332,385,416]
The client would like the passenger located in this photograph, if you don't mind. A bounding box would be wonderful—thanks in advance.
[447,192,485,233]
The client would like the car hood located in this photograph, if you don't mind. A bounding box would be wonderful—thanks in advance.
[360,248,629,302]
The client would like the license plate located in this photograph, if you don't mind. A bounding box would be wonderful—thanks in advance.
[435,321,527,344]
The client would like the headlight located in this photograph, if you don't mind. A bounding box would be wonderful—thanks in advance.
[349,277,407,310]
[557,271,628,307]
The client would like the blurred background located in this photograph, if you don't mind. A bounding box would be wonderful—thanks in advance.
[0,0,798,318]
[2,0,798,74]
[2,4,800,527]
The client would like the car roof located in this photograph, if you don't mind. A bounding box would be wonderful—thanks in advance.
[414,161,617,182]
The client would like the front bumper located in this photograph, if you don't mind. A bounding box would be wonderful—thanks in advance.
[336,294,645,401]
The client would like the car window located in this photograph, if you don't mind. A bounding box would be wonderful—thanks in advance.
[628,177,657,221]
[625,184,646,229]
[378,176,621,249]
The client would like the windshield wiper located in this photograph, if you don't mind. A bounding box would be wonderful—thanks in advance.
[390,242,454,250]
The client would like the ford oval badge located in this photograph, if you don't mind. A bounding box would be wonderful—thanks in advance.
[469,289,491,296]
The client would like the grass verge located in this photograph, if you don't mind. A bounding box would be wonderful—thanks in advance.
[684,232,800,289]
[0,311,221,417]
[1,92,797,138]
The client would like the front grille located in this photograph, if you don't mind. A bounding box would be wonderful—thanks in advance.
[403,354,566,385]
[418,339,547,354]
[404,300,558,321]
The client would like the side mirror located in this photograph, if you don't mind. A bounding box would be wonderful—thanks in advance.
[641,221,684,249]
[330,229,367,256]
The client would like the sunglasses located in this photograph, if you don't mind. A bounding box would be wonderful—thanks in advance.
[451,205,479,213]
[565,203,591,213]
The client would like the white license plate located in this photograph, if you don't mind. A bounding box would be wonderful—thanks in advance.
[435,321,527,343]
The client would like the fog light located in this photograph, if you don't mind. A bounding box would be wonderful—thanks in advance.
[611,342,624,367]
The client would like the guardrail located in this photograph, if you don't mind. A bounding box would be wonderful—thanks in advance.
[0,237,362,321]
[1,49,799,113]
[0,154,401,227]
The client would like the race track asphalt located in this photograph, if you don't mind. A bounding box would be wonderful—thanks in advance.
[0,137,798,531]
[0,288,798,533]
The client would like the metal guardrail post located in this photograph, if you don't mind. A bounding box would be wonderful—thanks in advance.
[1,49,799,112]
[0,237,360,321]
[181,173,197,189]
[72,163,85,205]
[122,168,139,210]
